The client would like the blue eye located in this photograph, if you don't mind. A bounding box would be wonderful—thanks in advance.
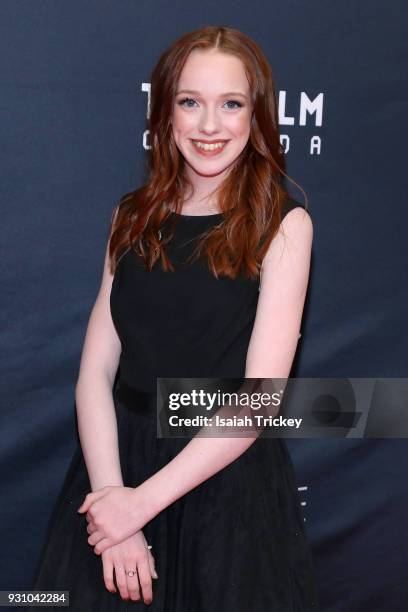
[177,98,243,110]
[224,100,243,109]
[178,98,197,108]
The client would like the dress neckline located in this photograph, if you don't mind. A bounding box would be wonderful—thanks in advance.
[169,211,224,219]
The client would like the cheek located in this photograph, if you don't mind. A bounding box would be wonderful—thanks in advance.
[172,109,196,135]
[228,112,251,138]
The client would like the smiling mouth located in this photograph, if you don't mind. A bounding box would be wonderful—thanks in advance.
[191,139,229,152]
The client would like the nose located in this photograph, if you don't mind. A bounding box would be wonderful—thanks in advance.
[198,105,220,134]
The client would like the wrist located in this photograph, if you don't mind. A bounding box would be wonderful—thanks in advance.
[91,479,124,492]
[132,478,168,524]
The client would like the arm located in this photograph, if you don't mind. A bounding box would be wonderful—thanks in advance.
[80,207,313,553]
[75,209,123,491]
[136,207,313,521]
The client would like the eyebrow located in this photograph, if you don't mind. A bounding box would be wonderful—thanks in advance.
[176,89,248,99]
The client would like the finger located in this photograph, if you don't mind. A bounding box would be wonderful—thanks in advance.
[86,522,97,535]
[88,531,104,547]
[114,565,130,601]
[126,567,141,602]
[137,558,153,605]
[101,553,116,594]
[94,537,111,555]
[141,534,157,579]
[77,496,93,513]
[77,490,105,513]
[86,510,95,523]
[147,550,158,579]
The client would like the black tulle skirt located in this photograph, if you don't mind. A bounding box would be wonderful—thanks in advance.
[32,378,319,611]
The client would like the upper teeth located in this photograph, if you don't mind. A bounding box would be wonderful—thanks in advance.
[193,141,226,151]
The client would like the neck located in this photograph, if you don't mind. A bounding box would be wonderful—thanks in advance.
[183,165,229,212]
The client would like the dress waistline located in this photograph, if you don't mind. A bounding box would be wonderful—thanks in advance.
[114,378,156,415]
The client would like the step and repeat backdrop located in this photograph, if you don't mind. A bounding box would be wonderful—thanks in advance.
[1,2,407,610]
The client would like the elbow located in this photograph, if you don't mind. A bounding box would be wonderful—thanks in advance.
[75,367,116,398]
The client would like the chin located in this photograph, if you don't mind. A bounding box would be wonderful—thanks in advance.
[185,153,237,175]
[188,162,233,178]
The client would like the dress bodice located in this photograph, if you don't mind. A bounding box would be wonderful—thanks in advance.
[110,198,305,392]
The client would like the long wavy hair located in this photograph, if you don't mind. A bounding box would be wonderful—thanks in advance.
[109,25,307,279]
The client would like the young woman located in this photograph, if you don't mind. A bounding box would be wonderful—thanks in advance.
[33,26,319,610]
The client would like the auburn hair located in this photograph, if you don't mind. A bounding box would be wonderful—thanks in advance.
[108,25,307,279]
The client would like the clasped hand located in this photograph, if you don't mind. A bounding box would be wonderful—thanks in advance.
[77,485,148,555]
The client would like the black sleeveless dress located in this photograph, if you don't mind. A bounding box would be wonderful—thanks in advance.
[32,198,320,611]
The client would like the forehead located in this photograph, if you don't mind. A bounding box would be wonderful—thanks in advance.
[177,49,250,93]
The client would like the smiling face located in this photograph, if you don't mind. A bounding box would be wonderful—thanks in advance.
[172,48,253,184]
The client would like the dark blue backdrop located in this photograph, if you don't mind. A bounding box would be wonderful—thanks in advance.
[1,2,407,610]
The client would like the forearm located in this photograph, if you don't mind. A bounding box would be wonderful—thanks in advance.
[75,375,123,491]
[138,433,257,520]
[136,378,283,522]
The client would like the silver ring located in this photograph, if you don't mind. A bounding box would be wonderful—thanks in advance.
[126,569,137,577]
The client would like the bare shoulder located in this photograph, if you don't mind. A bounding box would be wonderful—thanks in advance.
[280,206,313,239]
[262,206,313,270]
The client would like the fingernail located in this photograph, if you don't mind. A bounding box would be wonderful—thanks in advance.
[153,570,158,579]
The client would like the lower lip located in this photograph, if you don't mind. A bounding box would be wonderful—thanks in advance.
[191,140,228,157]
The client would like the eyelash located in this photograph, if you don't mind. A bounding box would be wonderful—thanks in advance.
[177,98,243,110]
